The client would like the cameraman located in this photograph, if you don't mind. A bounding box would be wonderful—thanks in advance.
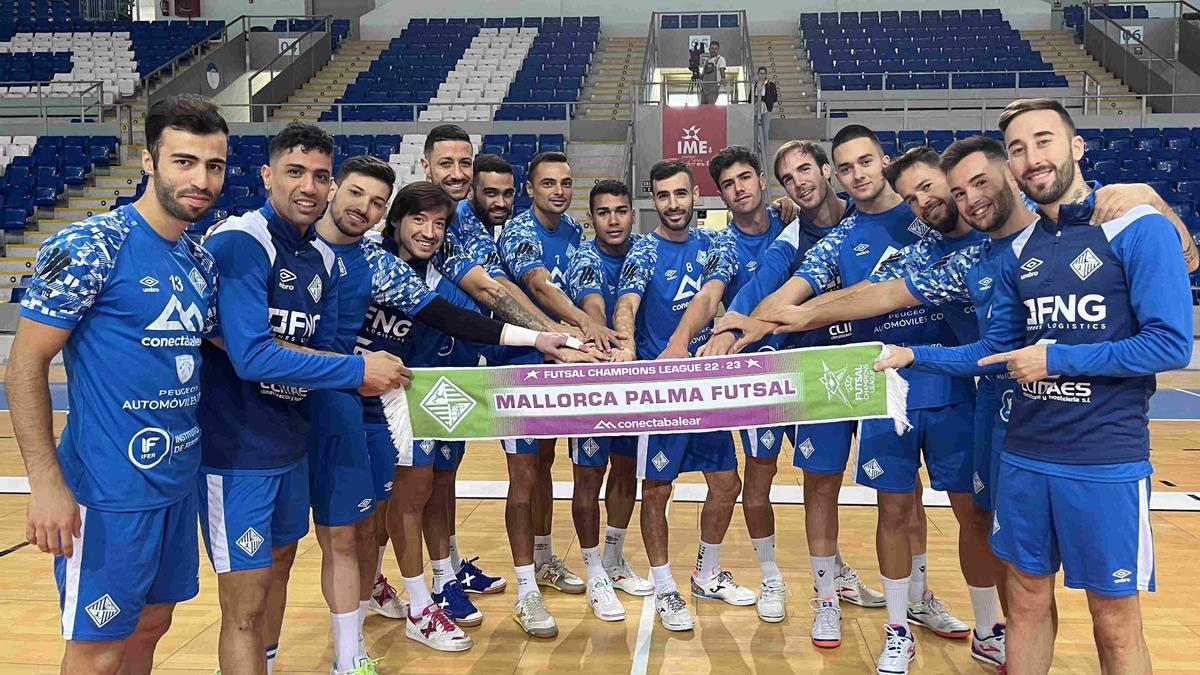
[700,40,726,104]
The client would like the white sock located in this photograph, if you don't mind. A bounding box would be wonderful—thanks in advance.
[650,562,677,595]
[811,554,838,600]
[881,574,911,627]
[751,534,783,583]
[403,573,433,615]
[331,610,361,669]
[909,553,928,603]
[431,557,454,594]
[375,545,386,581]
[834,545,845,569]
[449,535,463,573]
[581,545,605,582]
[265,644,277,675]
[515,563,538,598]
[358,600,368,638]
[603,525,627,568]
[533,535,553,568]
[694,540,721,581]
[968,585,1001,632]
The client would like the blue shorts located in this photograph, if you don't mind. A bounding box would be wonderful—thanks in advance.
[636,431,737,481]
[991,455,1155,597]
[853,400,974,494]
[367,429,396,501]
[972,389,999,511]
[432,441,466,471]
[197,460,311,573]
[55,494,199,641]
[739,425,789,459]
[569,435,638,467]
[308,430,376,527]
[501,437,543,455]
[790,420,856,474]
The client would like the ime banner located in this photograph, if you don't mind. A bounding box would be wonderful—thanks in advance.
[381,344,910,444]
[661,104,728,197]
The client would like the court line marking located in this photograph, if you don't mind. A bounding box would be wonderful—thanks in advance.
[631,487,672,675]
[3,477,1199,510]
[1173,388,1200,399]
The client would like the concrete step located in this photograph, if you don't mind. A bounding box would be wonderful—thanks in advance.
[0,258,36,274]
[22,231,54,245]
[5,244,39,258]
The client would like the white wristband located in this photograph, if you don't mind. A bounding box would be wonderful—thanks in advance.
[500,324,540,347]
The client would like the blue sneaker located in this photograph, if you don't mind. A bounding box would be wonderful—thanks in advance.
[456,556,507,595]
[432,579,483,627]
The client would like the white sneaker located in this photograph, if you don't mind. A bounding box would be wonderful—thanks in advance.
[690,569,757,606]
[512,591,559,638]
[405,603,473,652]
[606,557,654,596]
[907,590,970,639]
[587,575,626,621]
[757,579,787,623]
[836,563,886,608]
[876,624,916,675]
[971,623,1006,666]
[536,555,586,594]
[367,574,408,619]
[331,657,381,674]
[810,597,842,648]
[655,590,695,631]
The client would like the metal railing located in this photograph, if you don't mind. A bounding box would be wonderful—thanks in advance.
[247,16,334,121]
[1083,0,1178,95]
[636,78,761,105]
[0,82,110,127]
[621,121,635,192]
[640,14,659,109]
[815,90,1200,132]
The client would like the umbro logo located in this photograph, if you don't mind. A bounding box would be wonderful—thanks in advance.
[85,594,121,628]
[357,498,373,512]
[236,527,265,557]
[1019,258,1043,279]
[978,277,993,290]
[139,276,159,292]
[278,268,297,290]
[853,243,870,255]
[1112,568,1132,583]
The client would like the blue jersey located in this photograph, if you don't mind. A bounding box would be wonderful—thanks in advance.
[438,199,508,285]
[714,207,789,306]
[313,234,436,433]
[794,201,972,409]
[727,205,857,349]
[19,206,217,511]
[911,192,1193,466]
[617,228,735,358]
[566,234,641,323]
[198,202,366,473]
[497,208,584,313]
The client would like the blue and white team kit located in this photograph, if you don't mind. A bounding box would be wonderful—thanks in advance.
[20,205,217,640]
[195,202,366,574]
[793,201,976,494]
[910,191,1193,595]
[565,234,642,467]
[617,227,740,481]
[496,207,584,454]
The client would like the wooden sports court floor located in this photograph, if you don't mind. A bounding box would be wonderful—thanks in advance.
[2,367,1200,673]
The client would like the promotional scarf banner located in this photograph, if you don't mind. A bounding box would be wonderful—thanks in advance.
[381,343,910,447]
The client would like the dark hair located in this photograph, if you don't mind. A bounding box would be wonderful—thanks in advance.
[268,121,334,162]
[998,98,1076,135]
[757,66,767,73]
[708,145,761,186]
[830,124,883,161]
[773,140,830,184]
[527,151,569,182]
[649,159,692,189]
[882,146,941,191]
[336,155,395,190]
[472,153,513,187]
[382,181,456,241]
[589,179,631,211]
[940,136,1008,174]
[710,40,720,47]
[145,94,229,164]
[424,124,472,157]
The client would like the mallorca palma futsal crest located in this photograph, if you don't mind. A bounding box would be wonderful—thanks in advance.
[420,376,477,432]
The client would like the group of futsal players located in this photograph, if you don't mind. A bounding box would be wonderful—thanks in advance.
[10,92,1196,675]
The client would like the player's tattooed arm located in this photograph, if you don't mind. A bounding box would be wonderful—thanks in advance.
[457,266,559,332]
[521,267,623,350]
[611,293,641,361]
[1094,183,1200,272]
[8,319,80,557]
